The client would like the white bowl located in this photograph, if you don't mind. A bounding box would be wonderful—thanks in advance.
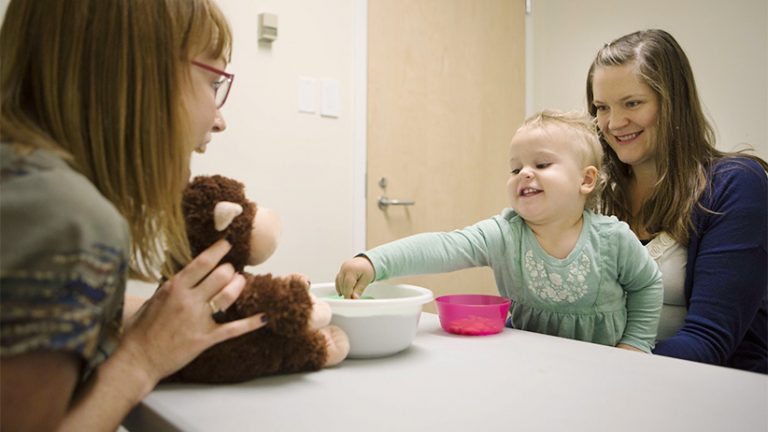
[310,282,433,358]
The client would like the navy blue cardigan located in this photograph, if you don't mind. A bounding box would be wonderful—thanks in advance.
[653,157,767,373]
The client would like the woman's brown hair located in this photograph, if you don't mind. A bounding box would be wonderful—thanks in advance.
[0,0,232,279]
[586,29,767,244]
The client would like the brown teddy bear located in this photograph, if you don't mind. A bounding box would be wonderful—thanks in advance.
[165,175,349,383]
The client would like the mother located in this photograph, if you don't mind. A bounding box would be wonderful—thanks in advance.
[586,29,767,373]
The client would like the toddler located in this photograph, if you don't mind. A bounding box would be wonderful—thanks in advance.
[336,110,662,352]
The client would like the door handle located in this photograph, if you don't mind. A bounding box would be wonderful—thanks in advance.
[377,196,415,210]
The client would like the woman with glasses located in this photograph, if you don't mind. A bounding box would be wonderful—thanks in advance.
[0,0,268,429]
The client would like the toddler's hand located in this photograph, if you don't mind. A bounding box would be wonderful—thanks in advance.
[335,256,374,299]
[615,343,645,353]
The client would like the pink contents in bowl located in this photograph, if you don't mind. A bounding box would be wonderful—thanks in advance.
[435,294,511,336]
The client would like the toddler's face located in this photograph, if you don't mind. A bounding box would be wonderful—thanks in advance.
[506,125,591,225]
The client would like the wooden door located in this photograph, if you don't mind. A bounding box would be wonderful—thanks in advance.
[367,0,526,311]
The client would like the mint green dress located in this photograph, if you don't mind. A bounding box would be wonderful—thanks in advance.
[364,209,663,352]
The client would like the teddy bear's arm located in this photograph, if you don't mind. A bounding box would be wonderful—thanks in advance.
[234,274,313,337]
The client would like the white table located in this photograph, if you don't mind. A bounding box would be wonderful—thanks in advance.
[123,313,768,432]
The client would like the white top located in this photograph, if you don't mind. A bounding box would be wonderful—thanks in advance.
[123,314,767,432]
[645,232,688,340]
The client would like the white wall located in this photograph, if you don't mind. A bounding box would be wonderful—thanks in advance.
[4,0,764,295]
[189,0,365,285]
[528,0,768,158]
[127,0,364,295]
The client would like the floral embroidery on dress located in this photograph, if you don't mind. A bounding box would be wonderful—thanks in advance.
[525,250,591,303]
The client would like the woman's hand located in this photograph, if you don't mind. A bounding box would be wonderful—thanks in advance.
[118,239,267,385]
[335,256,375,299]
[20,239,270,432]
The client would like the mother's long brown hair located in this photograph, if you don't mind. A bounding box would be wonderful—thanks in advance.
[586,29,767,244]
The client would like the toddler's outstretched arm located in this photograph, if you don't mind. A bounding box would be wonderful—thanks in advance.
[335,256,375,299]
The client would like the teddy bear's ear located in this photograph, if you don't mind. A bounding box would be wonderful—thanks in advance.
[214,201,244,231]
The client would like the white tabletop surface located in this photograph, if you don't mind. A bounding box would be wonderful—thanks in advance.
[123,313,768,432]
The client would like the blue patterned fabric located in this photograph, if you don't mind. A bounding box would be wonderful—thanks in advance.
[1,143,129,380]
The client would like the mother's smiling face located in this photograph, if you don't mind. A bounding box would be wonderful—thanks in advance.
[590,62,660,171]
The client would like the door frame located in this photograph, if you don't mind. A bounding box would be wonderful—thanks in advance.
[352,0,367,253]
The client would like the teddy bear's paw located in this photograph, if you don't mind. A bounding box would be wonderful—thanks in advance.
[287,273,310,288]
[308,293,332,330]
[320,325,350,367]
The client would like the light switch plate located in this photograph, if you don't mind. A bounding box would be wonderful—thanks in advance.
[320,79,340,118]
[298,77,316,114]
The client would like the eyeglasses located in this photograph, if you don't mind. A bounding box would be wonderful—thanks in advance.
[191,60,235,108]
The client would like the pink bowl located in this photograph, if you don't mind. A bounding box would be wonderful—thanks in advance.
[435,294,511,336]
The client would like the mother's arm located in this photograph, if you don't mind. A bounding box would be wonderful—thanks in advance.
[653,160,767,367]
